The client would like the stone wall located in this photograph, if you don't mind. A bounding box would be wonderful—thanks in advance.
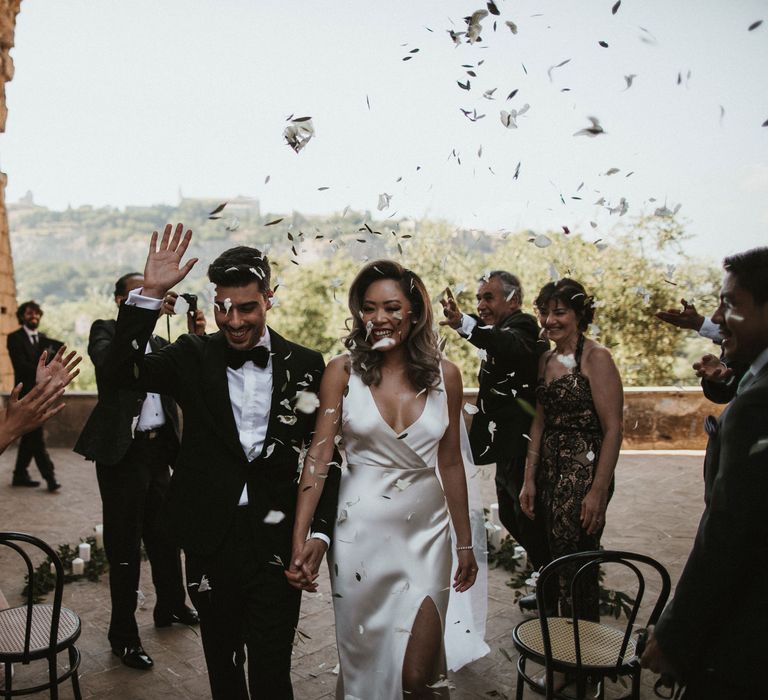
[3,386,726,452]
[0,0,22,391]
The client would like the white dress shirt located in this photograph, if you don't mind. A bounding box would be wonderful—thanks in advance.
[136,339,167,432]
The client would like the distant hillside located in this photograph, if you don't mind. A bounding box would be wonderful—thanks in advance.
[7,197,441,304]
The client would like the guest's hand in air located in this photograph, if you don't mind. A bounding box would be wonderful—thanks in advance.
[693,353,733,383]
[655,299,704,331]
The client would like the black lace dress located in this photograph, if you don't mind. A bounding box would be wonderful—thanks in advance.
[535,336,613,621]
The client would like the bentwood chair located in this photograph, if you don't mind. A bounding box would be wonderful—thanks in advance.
[0,532,82,699]
[512,550,671,700]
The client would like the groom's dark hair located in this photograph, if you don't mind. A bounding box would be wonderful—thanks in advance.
[208,246,271,292]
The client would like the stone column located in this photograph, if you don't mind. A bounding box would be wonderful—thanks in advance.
[0,0,22,390]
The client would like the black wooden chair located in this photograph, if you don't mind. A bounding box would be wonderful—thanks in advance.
[0,532,82,699]
[512,550,671,700]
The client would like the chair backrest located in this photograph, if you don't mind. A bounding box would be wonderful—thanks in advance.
[0,532,66,662]
[534,550,671,673]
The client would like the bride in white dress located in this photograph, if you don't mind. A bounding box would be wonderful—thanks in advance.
[288,260,480,700]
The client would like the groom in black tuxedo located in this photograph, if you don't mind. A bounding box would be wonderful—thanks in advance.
[102,224,340,699]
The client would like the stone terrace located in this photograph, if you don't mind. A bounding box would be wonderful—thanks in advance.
[0,449,704,699]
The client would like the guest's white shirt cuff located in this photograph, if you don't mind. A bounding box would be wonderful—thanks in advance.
[126,288,163,310]
[310,532,331,547]
[458,314,477,337]
[698,316,723,342]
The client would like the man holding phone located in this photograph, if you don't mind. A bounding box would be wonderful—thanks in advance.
[74,272,205,669]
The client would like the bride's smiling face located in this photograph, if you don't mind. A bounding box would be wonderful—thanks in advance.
[360,279,413,351]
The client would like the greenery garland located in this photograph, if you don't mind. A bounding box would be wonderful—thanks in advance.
[23,536,109,602]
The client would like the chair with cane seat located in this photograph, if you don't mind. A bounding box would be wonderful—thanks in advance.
[0,532,82,699]
[512,550,671,700]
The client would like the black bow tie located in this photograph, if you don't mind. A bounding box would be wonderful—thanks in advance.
[226,345,270,370]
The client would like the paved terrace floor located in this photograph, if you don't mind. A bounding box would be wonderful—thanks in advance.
[0,449,705,699]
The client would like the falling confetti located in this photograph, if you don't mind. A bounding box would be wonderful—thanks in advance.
[574,116,605,137]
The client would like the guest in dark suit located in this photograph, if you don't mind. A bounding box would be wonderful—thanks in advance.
[102,224,340,700]
[7,300,64,490]
[74,272,202,670]
[642,246,768,699]
[441,271,549,570]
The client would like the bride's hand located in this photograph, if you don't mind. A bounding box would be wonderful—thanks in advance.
[285,539,327,592]
[453,549,478,592]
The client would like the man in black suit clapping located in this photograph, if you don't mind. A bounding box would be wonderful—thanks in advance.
[643,247,768,698]
[102,224,340,699]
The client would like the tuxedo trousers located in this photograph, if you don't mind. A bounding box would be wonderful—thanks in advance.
[495,455,551,570]
[185,507,301,700]
[13,427,55,482]
[96,430,185,647]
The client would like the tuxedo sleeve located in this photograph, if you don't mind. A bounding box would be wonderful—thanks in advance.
[6,332,35,380]
[101,302,183,398]
[306,355,341,543]
[88,320,115,368]
[653,388,768,678]
[463,314,540,358]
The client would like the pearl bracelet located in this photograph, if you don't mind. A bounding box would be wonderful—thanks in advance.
[456,545,473,551]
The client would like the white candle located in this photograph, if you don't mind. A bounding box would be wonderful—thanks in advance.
[71,557,85,575]
[514,545,528,571]
[490,503,501,528]
[50,562,57,575]
[78,543,91,563]
[94,524,104,550]
[488,524,503,551]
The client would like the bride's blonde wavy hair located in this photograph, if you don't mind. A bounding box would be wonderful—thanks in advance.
[344,260,441,391]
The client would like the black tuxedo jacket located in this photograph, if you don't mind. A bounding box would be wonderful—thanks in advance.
[654,363,768,689]
[465,310,545,464]
[6,327,64,397]
[74,319,180,466]
[101,303,340,564]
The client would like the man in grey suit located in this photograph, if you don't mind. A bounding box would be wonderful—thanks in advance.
[74,272,201,670]
[642,246,768,698]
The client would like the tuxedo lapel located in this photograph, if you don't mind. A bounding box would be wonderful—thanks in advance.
[261,327,291,458]
[202,331,247,460]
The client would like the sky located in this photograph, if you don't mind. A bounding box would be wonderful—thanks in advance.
[2,0,767,262]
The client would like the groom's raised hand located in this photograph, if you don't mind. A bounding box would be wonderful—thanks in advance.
[142,223,198,299]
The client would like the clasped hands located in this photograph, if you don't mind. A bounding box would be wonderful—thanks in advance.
[285,539,328,592]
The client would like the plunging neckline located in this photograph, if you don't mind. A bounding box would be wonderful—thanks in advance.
[367,383,431,437]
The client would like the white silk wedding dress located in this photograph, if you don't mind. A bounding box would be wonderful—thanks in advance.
[329,370,489,700]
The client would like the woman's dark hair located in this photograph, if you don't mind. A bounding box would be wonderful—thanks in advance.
[723,247,768,305]
[114,272,143,299]
[534,278,595,331]
[16,300,42,324]
[208,246,271,292]
[344,260,441,390]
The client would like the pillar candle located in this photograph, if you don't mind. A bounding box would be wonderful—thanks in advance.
[94,524,104,550]
[50,562,57,575]
[78,542,91,563]
[71,557,85,575]
[489,502,501,528]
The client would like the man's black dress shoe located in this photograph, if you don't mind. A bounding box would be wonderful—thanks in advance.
[12,477,40,487]
[112,644,154,670]
[46,480,61,492]
[153,605,200,628]
[518,592,538,612]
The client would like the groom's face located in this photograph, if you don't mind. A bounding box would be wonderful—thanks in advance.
[213,281,273,350]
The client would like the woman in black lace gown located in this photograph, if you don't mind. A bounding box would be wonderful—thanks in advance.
[520,279,623,624]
